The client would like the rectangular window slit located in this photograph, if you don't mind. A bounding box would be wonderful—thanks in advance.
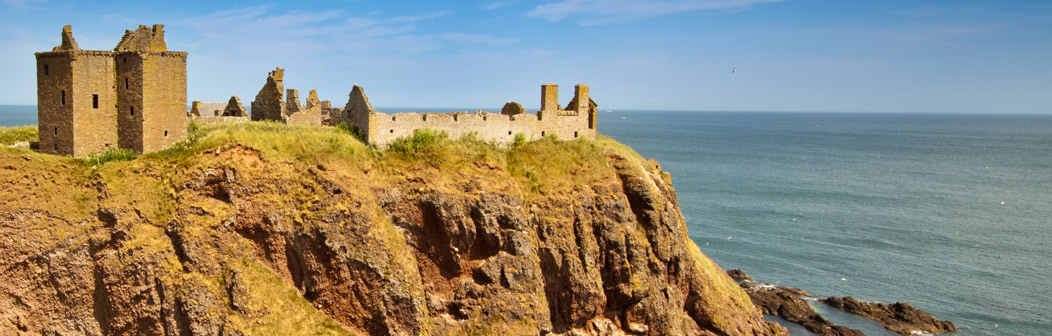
[92,94,99,109]
[54,127,57,135]
[164,130,168,137]
[508,131,512,135]
[44,64,48,75]
[130,106,135,116]
[125,78,129,89]
[574,131,578,138]
[61,90,66,105]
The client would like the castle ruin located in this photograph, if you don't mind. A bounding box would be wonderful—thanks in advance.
[250,68,332,126]
[34,24,598,156]
[190,96,248,123]
[340,83,597,147]
[35,25,187,157]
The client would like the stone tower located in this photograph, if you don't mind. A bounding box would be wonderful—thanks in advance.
[34,24,187,157]
[114,25,188,154]
[35,25,118,157]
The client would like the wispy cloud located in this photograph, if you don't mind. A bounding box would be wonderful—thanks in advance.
[176,6,519,57]
[528,0,781,25]
[438,33,518,46]
[2,0,45,11]
[481,0,517,10]
[389,10,455,23]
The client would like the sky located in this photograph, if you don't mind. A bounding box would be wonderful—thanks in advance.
[0,0,1049,113]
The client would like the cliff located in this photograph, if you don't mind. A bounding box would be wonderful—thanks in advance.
[0,123,785,335]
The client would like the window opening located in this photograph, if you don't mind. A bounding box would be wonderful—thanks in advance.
[44,64,48,75]
[61,91,66,105]
[125,78,129,89]
[130,106,135,116]
[54,127,57,135]
[92,94,99,109]
[541,131,546,136]
[164,130,168,137]
[574,131,578,138]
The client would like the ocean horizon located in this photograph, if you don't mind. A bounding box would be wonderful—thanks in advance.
[3,106,1050,335]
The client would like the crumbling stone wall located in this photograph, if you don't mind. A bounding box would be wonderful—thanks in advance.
[286,89,303,115]
[189,96,247,124]
[222,96,247,117]
[343,84,598,147]
[190,101,227,117]
[251,68,285,122]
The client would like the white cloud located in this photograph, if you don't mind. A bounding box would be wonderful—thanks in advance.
[527,0,782,25]
[2,0,45,11]
[438,33,518,46]
[481,0,517,10]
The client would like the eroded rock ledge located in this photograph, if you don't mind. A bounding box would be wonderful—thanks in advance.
[728,269,955,336]
[821,296,957,335]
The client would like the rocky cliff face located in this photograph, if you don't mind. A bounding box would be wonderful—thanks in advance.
[0,124,785,335]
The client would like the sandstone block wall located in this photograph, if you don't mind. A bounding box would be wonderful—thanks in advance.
[192,116,249,123]
[137,52,187,153]
[251,68,285,122]
[116,52,145,152]
[343,84,597,148]
[191,101,227,117]
[71,53,119,156]
[36,53,75,156]
[223,96,247,117]
[36,50,119,157]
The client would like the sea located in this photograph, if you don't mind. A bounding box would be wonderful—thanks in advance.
[3,106,1049,335]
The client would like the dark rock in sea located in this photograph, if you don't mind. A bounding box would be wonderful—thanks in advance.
[740,282,864,336]
[821,296,957,335]
[727,268,753,281]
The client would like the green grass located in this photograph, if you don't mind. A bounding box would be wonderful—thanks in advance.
[78,146,137,166]
[0,125,38,145]
[149,121,371,164]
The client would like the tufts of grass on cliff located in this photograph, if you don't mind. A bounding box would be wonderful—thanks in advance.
[0,125,38,146]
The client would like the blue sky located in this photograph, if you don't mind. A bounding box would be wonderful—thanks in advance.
[1,0,1049,113]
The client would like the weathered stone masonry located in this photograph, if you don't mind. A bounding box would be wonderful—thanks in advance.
[342,83,598,147]
[35,24,187,157]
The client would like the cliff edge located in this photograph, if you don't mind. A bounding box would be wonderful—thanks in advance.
[0,123,785,335]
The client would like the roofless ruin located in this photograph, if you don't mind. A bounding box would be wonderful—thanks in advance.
[35,25,598,157]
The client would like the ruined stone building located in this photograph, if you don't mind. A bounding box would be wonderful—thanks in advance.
[250,68,333,126]
[35,25,187,157]
[190,96,248,123]
[341,83,597,147]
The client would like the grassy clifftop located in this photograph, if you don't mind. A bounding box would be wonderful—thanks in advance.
[0,123,780,335]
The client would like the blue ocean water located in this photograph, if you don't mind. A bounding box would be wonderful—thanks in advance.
[0,105,36,127]
[599,111,1052,336]
[4,106,1049,335]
